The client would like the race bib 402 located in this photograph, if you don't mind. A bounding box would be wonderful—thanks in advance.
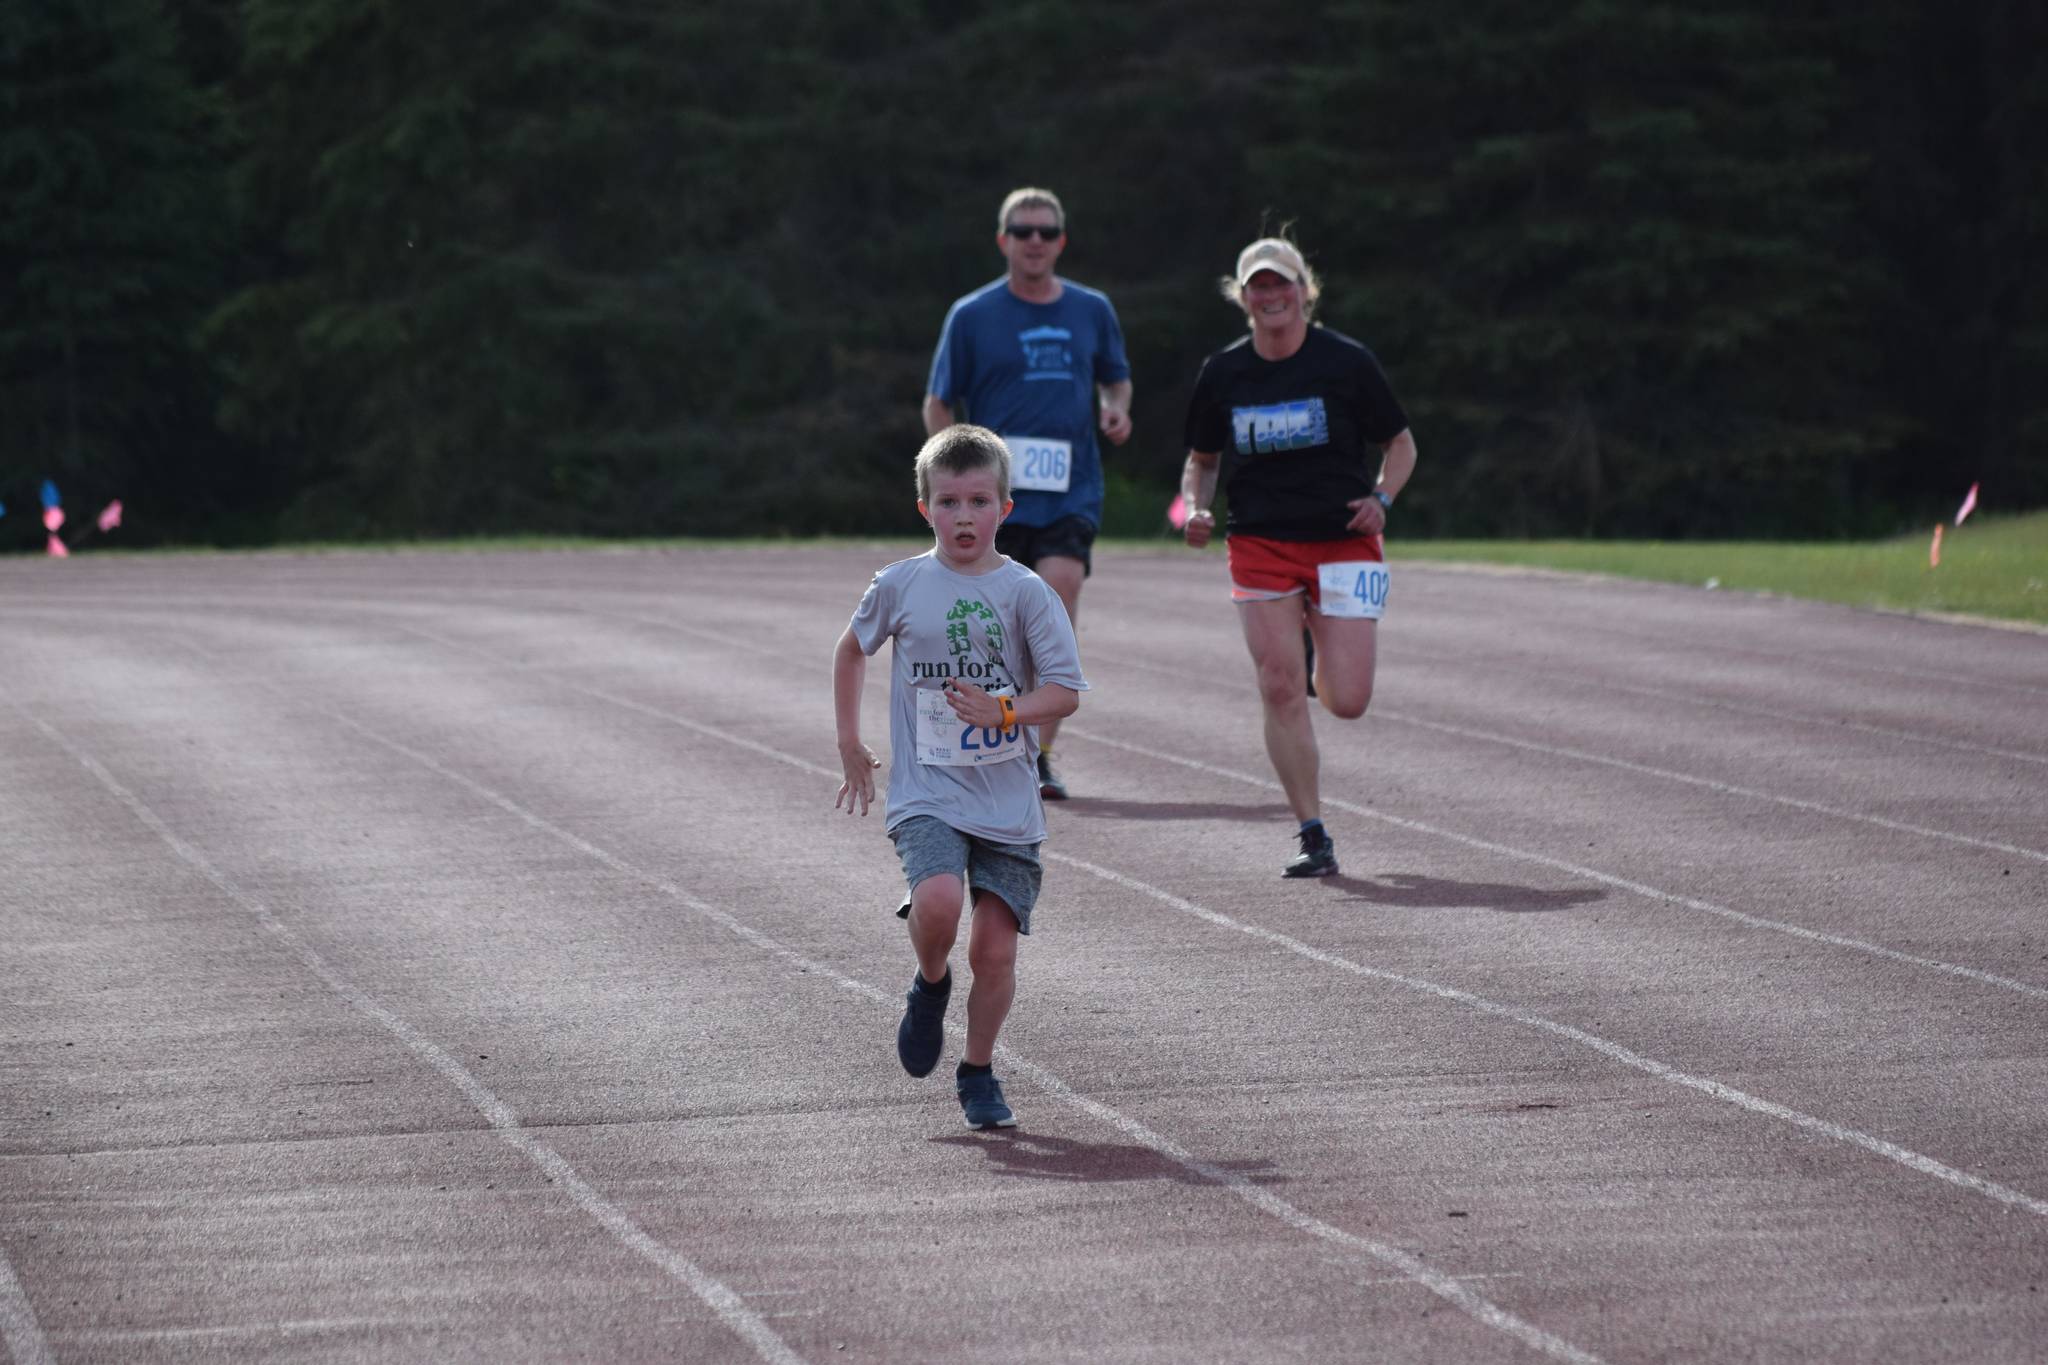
[1316,560,1390,620]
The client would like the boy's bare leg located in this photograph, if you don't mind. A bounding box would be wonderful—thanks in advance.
[906,874,964,984]
[962,892,1021,1065]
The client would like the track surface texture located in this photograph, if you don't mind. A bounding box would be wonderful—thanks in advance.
[3,546,2045,1364]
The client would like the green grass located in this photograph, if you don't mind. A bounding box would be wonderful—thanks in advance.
[1394,509,2048,628]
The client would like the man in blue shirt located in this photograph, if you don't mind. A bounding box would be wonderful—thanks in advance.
[924,187,1133,800]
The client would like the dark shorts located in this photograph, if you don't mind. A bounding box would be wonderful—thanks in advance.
[889,815,1043,935]
[996,514,1096,578]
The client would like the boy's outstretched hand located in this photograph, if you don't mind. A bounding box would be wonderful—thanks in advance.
[836,741,881,816]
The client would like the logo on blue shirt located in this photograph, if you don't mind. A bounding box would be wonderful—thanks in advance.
[1018,326,1074,381]
[1232,399,1329,453]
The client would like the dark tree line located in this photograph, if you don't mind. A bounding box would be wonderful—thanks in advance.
[3,0,2041,548]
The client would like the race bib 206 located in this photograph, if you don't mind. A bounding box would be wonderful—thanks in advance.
[1006,436,1072,493]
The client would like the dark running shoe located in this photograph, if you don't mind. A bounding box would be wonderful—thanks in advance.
[957,1070,1018,1128]
[1303,627,1317,698]
[1038,752,1069,801]
[895,970,950,1077]
[1283,827,1339,878]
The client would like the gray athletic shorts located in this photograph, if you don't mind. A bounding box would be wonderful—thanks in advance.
[889,815,1043,935]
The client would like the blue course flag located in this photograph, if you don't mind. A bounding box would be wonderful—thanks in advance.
[41,479,60,510]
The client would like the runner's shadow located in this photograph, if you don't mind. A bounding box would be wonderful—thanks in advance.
[1323,872,1603,913]
[930,1131,1285,1186]
[1061,798,1293,823]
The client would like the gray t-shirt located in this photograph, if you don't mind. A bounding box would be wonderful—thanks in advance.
[849,551,1089,844]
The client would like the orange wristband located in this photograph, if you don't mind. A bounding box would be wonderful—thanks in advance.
[999,694,1018,730]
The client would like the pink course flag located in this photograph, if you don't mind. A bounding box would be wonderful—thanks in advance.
[46,533,69,559]
[1954,482,1979,526]
[42,505,63,533]
[97,500,123,532]
[1929,523,1944,568]
[1166,493,1190,530]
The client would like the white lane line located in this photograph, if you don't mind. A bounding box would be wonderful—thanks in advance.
[1383,585,2048,699]
[1049,851,2048,1220]
[1070,729,2048,1006]
[415,603,2048,867]
[69,1317,408,1342]
[9,582,2046,698]
[1383,710,2048,864]
[51,596,2048,855]
[0,1252,54,1365]
[11,706,805,1365]
[1088,648,2048,865]
[504,604,2048,817]
[1345,1270,1526,1288]
[985,1053,1599,1363]
[167,600,2038,1031]
[397,615,2048,1007]
[1395,645,2048,768]
[65,595,2048,888]
[612,563,2048,696]
[231,677,1602,1365]
[356,629,2048,1215]
[1615,630,2048,700]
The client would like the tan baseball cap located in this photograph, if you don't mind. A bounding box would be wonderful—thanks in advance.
[1234,238,1308,286]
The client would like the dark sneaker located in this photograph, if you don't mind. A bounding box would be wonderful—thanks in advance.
[895,970,950,1077]
[1283,828,1339,878]
[1037,752,1069,801]
[957,1070,1018,1129]
[1303,627,1317,698]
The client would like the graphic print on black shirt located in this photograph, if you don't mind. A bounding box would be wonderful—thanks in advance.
[1184,326,1408,542]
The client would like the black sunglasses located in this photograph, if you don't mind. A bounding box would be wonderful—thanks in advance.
[1005,223,1064,241]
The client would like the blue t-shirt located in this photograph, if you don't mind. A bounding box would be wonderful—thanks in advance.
[927,278,1132,528]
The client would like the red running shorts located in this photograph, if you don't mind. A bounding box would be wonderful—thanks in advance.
[1226,533,1384,610]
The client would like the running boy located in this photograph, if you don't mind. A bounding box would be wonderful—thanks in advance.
[833,424,1087,1129]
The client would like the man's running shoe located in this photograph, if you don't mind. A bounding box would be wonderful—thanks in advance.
[1283,827,1339,878]
[957,1070,1018,1128]
[895,970,950,1077]
[1038,752,1069,801]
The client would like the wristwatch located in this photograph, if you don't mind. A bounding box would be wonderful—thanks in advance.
[1371,490,1394,512]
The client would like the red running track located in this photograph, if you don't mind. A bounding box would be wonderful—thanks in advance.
[2,546,2045,1363]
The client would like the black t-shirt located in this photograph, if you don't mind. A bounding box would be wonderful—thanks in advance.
[1183,326,1409,541]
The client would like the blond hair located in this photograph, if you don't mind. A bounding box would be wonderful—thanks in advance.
[916,424,1012,504]
[997,187,1065,233]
